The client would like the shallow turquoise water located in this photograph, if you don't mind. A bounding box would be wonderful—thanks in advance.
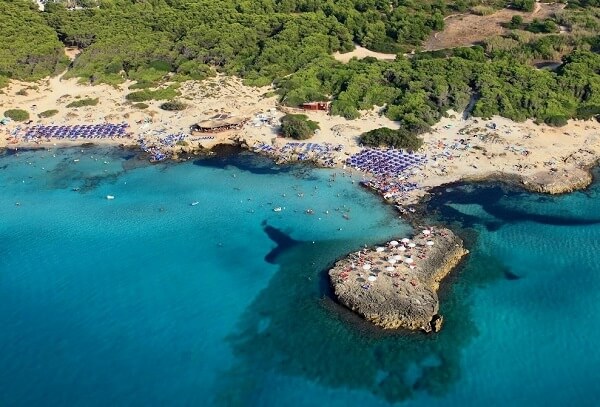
[1,147,599,406]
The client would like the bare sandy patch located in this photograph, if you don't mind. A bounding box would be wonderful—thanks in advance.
[333,45,397,63]
[424,3,565,51]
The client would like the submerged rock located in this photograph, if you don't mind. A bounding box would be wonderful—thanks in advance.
[329,227,468,332]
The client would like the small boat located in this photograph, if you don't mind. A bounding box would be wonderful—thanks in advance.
[191,201,199,206]
[106,195,115,200]
[73,159,80,162]
[273,207,282,212]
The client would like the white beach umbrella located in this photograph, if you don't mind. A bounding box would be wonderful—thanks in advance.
[388,258,397,265]
[408,243,416,248]
[385,266,395,272]
[422,230,431,235]
[389,240,399,247]
[367,276,377,282]
[362,264,371,270]
[393,255,402,261]
[426,240,434,246]
[401,238,410,243]
[398,246,406,252]
[404,257,414,264]
[375,247,385,252]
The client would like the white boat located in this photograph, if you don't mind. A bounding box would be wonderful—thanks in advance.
[73,159,80,162]
[106,195,115,200]
[191,201,199,206]
[273,207,282,212]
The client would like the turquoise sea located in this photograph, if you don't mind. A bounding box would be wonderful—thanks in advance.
[1,146,599,406]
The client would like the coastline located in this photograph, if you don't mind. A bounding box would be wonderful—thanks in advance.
[4,75,600,332]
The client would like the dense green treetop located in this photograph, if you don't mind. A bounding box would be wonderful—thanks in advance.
[0,0,67,80]
[2,0,600,138]
[280,113,320,139]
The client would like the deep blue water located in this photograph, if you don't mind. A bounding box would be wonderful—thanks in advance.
[1,147,599,406]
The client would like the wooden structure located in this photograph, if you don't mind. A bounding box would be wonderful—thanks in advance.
[190,117,248,134]
[301,102,330,112]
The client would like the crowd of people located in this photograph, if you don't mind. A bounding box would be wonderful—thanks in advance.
[360,176,420,202]
[252,141,344,167]
[136,133,189,162]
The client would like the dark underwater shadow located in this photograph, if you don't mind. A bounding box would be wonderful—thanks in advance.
[211,228,491,405]
[427,182,600,229]
[193,148,319,180]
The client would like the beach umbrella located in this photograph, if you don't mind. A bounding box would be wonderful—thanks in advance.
[404,257,414,264]
[401,238,410,243]
[408,243,416,248]
[423,230,431,235]
[398,246,406,252]
[385,266,395,272]
[393,255,402,261]
[367,276,377,282]
[388,258,397,265]
[375,247,385,252]
[426,241,434,246]
[362,264,371,270]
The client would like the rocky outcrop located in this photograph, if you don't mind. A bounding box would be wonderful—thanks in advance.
[329,228,468,332]
[522,167,593,194]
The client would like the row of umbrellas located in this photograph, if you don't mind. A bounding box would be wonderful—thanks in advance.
[347,148,427,176]
[23,123,129,140]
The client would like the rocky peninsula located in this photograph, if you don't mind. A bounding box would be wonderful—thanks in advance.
[329,227,468,332]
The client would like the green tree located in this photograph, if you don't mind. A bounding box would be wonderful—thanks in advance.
[360,128,424,150]
[280,114,320,139]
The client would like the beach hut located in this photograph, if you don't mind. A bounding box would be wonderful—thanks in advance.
[301,102,330,112]
[191,116,248,134]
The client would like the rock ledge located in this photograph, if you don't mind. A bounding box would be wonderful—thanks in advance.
[329,228,467,332]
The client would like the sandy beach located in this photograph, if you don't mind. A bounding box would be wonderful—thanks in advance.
[2,73,600,203]
[0,72,277,153]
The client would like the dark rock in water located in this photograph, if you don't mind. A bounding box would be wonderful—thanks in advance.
[504,269,521,280]
[262,222,300,263]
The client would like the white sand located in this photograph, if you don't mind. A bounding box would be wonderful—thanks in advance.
[333,45,398,63]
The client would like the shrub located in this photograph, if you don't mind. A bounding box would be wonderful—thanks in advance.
[16,89,28,96]
[508,15,524,29]
[66,98,99,108]
[129,81,157,90]
[38,109,59,118]
[576,105,600,120]
[359,127,424,150]
[512,0,535,12]
[159,100,187,111]
[4,109,29,121]
[125,87,179,102]
[544,115,568,127]
[526,19,559,34]
[132,103,149,109]
[280,114,320,140]
[471,6,496,16]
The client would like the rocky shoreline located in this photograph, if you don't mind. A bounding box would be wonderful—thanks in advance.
[328,227,468,333]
